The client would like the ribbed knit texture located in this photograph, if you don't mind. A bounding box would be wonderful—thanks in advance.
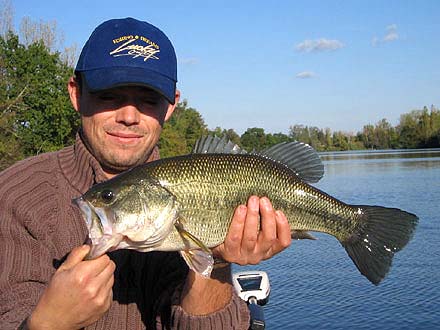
[0,134,250,329]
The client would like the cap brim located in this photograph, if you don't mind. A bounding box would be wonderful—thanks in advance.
[80,67,176,104]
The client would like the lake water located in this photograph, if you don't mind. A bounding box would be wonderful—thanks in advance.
[233,149,440,330]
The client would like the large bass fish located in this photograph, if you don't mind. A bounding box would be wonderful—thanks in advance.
[74,136,418,285]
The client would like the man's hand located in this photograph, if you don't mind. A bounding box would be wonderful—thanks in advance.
[180,196,291,316]
[213,196,292,265]
[28,245,115,330]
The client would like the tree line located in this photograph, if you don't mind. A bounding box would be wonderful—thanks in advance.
[159,104,440,158]
[1,25,439,171]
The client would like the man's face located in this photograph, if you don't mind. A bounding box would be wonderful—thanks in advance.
[70,81,176,177]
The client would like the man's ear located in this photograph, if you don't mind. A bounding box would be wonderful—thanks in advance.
[164,89,181,122]
[68,76,81,112]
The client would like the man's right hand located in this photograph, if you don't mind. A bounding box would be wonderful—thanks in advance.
[27,245,115,330]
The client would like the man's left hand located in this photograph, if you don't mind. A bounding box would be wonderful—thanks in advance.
[213,195,292,265]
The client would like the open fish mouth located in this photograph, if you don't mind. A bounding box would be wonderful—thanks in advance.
[73,196,123,259]
[73,195,181,260]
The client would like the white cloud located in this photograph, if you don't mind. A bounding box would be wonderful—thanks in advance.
[179,57,199,65]
[296,71,316,79]
[384,24,399,42]
[295,38,344,53]
[372,24,399,46]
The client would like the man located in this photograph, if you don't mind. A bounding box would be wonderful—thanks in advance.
[0,18,291,329]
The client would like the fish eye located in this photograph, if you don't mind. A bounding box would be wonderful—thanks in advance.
[100,189,115,203]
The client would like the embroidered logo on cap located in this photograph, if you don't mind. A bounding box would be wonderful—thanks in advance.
[110,35,160,61]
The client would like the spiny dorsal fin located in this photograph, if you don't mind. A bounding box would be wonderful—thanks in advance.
[192,135,247,154]
[193,136,324,183]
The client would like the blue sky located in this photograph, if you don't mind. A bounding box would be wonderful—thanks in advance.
[9,0,440,135]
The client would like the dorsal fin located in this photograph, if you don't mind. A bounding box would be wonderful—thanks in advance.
[192,135,247,154]
[192,136,324,183]
[259,142,324,183]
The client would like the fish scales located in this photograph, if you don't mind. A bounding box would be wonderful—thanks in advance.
[75,138,418,284]
[140,153,360,250]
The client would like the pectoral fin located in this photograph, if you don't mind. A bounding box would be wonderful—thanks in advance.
[175,220,214,277]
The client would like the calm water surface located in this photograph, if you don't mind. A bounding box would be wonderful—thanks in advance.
[234,149,440,330]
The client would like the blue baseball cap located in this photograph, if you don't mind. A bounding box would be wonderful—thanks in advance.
[75,18,177,104]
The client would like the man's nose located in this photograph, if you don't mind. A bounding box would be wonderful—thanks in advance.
[115,104,140,125]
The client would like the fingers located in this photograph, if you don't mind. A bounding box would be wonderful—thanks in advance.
[258,197,277,247]
[32,246,115,330]
[72,253,115,315]
[90,256,115,285]
[275,210,292,251]
[60,245,90,270]
[88,254,116,278]
[251,197,278,262]
[261,210,291,259]
[60,245,115,306]
[89,259,115,310]
[223,204,247,256]
[214,196,292,266]
[61,245,114,278]
[242,196,260,253]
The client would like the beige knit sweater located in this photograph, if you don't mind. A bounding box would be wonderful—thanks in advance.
[0,134,249,330]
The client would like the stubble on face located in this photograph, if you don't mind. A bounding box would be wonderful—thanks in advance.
[78,86,170,177]
[81,124,159,174]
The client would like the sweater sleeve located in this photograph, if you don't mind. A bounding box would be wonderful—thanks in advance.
[0,191,52,329]
[0,158,83,330]
[168,286,250,330]
[144,252,250,330]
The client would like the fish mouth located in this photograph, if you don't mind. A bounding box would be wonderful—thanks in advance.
[73,196,123,259]
[73,194,180,258]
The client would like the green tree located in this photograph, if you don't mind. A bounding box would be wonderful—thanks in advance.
[361,124,375,149]
[0,103,24,171]
[0,35,23,170]
[398,111,420,148]
[289,124,309,144]
[240,127,267,151]
[308,126,324,150]
[417,106,434,146]
[209,127,241,146]
[332,131,350,150]
[375,118,394,149]
[289,124,330,151]
[265,132,293,148]
[0,31,79,157]
[159,100,208,157]
[427,105,440,147]
[324,128,333,150]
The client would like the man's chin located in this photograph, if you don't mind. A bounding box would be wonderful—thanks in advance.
[101,162,138,177]
[101,153,151,176]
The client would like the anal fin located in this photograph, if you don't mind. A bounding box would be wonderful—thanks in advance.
[291,230,316,240]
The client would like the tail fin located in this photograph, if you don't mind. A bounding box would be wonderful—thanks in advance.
[342,206,418,285]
